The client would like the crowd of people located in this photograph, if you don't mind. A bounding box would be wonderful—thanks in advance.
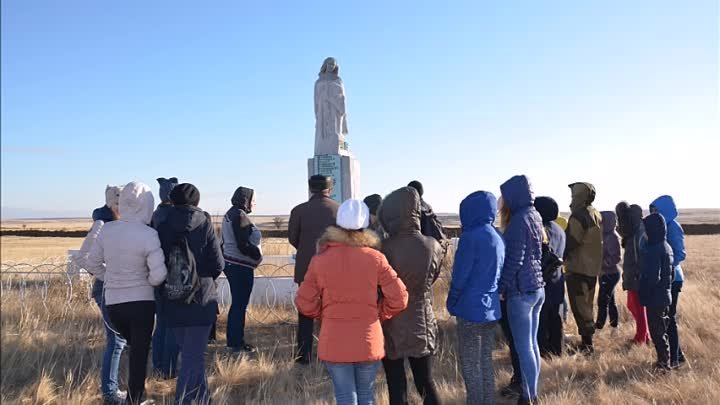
[77,174,688,405]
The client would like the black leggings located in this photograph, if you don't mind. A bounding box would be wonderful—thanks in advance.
[382,355,441,405]
[107,301,155,405]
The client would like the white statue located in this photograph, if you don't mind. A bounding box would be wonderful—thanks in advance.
[314,57,349,155]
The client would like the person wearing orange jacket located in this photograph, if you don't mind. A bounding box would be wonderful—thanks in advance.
[296,199,409,405]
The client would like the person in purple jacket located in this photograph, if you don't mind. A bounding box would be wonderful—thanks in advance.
[498,175,545,405]
[596,211,622,331]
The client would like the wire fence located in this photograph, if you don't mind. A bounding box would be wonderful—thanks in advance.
[0,240,455,328]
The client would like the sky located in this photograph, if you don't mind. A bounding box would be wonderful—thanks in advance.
[2,0,719,218]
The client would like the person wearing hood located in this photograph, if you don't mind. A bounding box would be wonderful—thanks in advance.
[92,185,123,223]
[156,183,224,405]
[447,191,504,405]
[407,181,447,243]
[595,211,622,331]
[295,200,408,405]
[639,213,674,371]
[151,177,179,230]
[222,186,263,354]
[650,195,687,368]
[379,187,444,405]
[498,175,545,405]
[615,201,630,248]
[151,177,180,380]
[620,204,650,344]
[78,185,126,405]
[87,182,168,405]
[534,196,566,358]
[564,182,602,355]
[363,193,387,240]
[288,175,340,364]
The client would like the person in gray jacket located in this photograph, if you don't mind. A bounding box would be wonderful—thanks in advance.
[222,186,263,353]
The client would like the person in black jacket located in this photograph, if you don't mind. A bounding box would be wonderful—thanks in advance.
[222,186,263,353]
[158,184,224,405]
[639,213,674,371]
[407,180,446,242]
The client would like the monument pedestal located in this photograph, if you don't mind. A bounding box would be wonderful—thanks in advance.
[308,153,360,202]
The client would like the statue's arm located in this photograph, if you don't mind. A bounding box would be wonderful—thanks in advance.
[328,82,346,115]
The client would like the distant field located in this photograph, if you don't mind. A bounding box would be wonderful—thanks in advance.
[2,209,718,233]
[0,236,294,263]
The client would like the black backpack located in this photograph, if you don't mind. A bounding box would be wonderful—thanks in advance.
[164,233,199,304]
[541,241,563,283]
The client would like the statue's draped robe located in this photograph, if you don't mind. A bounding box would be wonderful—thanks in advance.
[314,75,348,155]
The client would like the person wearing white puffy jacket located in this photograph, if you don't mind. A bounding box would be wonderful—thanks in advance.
[88,181,168,405]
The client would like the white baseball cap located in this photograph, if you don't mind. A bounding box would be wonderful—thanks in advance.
[336,199,370,230]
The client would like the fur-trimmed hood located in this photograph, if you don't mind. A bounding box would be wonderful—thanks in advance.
[317,226,380,253]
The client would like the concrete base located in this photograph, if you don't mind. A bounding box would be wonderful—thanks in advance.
[307,154,360,203]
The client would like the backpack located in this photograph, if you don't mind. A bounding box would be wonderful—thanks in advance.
[164,233,199,304]
[541,241,563,283]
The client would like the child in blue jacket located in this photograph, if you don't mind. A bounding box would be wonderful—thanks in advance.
[650,195,687,367]
[639,213,674,371]
[447,191,504,405]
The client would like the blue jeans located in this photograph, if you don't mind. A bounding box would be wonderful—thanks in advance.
[152,289,179,378]
[173,325,212,405]
[225,263,255,348]
[325,361,381,405]
[507,288,545,400]
[92,279,126,398]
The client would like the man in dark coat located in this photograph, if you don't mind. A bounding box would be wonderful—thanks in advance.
[288,175,340,364]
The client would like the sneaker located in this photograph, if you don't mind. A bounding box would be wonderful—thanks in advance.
[652,362,672,374]
[500,380,522,397]
[102,395,124,405]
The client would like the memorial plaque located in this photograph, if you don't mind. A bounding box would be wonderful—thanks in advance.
[314,154,343,202]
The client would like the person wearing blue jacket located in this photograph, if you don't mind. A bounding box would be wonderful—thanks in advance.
[639,213,674,371]
[499,175,545,405]
[650,195,687,368]
[447,191,504,405]
[151,176,180,379]
[534,196,566,358]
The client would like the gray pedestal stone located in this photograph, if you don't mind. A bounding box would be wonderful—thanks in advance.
[307,153,360,203]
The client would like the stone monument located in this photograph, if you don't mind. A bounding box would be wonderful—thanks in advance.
[308,57,360,202]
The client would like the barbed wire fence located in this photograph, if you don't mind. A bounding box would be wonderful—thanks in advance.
[1,239,456,331]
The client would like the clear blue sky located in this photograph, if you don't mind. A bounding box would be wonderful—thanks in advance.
[2,1,718,218]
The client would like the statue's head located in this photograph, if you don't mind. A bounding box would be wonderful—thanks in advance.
[319,57,339,76]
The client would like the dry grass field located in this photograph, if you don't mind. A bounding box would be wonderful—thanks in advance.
[1,235,719,405]
[2,209,718,233]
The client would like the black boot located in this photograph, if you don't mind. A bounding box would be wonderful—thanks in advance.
[580,335,595,355]
[501,378,522,397]
[516,396,532,405]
